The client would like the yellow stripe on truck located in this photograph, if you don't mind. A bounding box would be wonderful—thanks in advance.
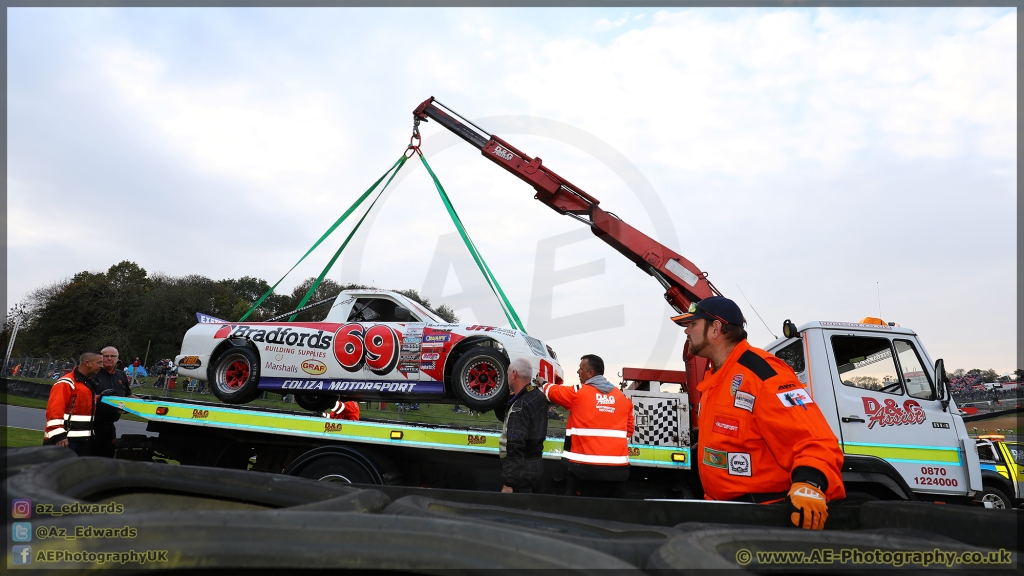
[842,441,961,465]
[106,397,691,469]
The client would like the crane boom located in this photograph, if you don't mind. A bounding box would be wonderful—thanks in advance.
[414,97,717,314]
[413,97,717,393]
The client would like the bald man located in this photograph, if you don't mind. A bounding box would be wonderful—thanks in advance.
[92,346,132,457]
[44,352,103,456]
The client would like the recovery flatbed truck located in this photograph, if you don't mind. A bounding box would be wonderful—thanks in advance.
[108,394,689,495]
[118,98,988,506]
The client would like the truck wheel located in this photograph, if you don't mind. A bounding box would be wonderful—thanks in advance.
[210,347,262,404]
[296,394,340,412]
[977,486,1011,509]
[450,347,509,412]
[297,455,379,485]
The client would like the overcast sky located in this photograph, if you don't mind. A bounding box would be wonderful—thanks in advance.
[6,7,1017,377]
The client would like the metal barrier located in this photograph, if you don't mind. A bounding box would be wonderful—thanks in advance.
[3,357,75,379]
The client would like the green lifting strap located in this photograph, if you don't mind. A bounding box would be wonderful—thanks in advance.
[238,154,407,322]
[288,154,409,321]
[418,153,526,333]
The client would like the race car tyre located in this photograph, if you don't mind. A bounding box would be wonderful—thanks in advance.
[5,455,385,512]
[297,454,381,485]
[20,511,639,570]
[383,494,681,567]
[210,345,262,404]
[451,346,509,412]
[295,393,340,412]
[976,486,1012,510]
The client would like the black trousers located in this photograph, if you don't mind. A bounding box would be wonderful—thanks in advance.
[564,470,626,498]
[67,438,95,457]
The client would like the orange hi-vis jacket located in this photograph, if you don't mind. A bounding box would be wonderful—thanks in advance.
[542,379,635,474]
[324,400,361,421]
[44,369,97,444]
[696,339,845,502]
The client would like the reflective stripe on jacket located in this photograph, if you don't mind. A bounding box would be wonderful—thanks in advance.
[542,381,635,470]
[695,339,846,502]
[324,400,361,421]
[44,371,97,443]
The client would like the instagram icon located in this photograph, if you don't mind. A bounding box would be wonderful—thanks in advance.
[12,499,32,518]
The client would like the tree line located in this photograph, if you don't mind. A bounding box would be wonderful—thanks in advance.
[3,261,456,367]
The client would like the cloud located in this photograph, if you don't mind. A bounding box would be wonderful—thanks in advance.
[91,45,351,193]
[506,9,1015,175]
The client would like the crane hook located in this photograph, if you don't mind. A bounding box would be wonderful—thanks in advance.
[406,118,423,157]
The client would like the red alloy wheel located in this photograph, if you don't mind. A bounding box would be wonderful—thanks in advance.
[466,360,499,397]
[224,359,250,389]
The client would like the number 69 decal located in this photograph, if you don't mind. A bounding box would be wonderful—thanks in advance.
[334,323,400,375]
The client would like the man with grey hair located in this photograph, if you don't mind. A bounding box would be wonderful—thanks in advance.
[499,357,548,493]
[92,346,132,457]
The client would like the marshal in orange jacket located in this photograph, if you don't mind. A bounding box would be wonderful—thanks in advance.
[542,378,635,478]
[696,339,845,502]
[44,370,97,444]
[323,400,361,421]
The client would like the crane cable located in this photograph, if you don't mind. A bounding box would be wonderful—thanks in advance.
[238,148,526,333]
[416,150,526,332]
[237,153,408,321]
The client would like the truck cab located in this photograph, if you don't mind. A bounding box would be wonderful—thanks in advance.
[764,319,983,503]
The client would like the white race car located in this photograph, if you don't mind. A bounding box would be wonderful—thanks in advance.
[175,289,563,413]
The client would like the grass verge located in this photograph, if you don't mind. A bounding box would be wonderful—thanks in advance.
[4,426,44,448]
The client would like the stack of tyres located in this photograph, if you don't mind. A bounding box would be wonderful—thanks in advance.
[3,449,635,571]
[5,448,1018,572]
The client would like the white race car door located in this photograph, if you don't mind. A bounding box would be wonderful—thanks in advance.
[327,297,433,397]
[824,331,965,496]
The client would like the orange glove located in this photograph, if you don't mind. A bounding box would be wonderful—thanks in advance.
[788,482,828,530]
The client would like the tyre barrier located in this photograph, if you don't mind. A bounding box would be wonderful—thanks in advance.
[4,445,76,479]
[859,500,1019,551]
[359,483,860,530]
[5,450,390,513]
[649,523,1016,572]
[384,494,683,567]
[9,511,639,572]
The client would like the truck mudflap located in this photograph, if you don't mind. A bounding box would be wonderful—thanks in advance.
[960,437,983,492]
[103,396,691,469]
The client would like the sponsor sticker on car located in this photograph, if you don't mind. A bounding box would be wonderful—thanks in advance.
[301,359,327,376]
[179,355,201,369]
[421,353,440,361]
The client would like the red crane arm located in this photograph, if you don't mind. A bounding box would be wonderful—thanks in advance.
[413,97,718,314]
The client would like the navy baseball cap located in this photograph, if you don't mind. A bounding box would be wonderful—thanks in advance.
[671,296,745,326]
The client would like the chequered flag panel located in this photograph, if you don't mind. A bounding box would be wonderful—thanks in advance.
[632,398,680,446]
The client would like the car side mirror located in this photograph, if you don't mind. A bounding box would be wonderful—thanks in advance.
[782,319,800,339]
[934,358,950,411]
[393,307,413,322]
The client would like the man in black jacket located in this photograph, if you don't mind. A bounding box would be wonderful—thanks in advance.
[92,346,132,457]
[500,358,548,494]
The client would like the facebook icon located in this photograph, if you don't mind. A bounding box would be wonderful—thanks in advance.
[12,545,32,565]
